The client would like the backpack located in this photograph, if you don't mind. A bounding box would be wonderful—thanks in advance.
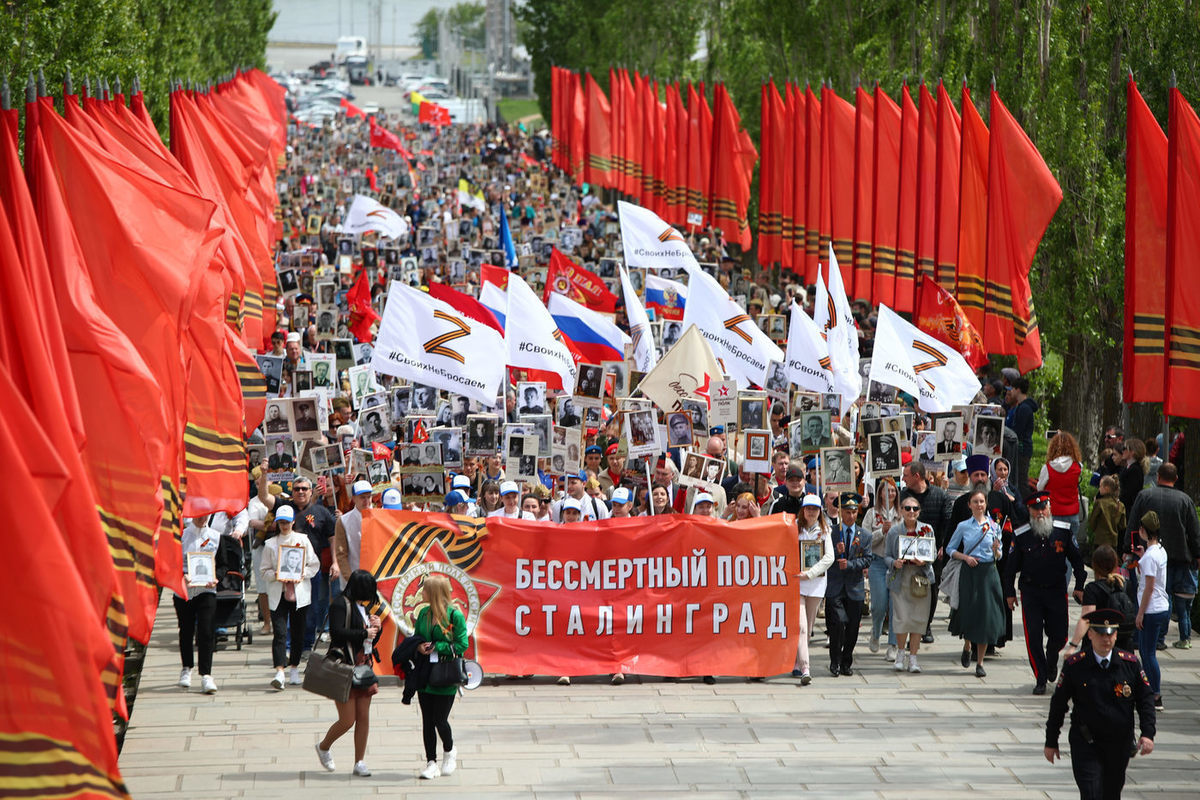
[1093,579,1137,645]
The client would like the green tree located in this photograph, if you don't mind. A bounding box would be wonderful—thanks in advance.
[414,8,439,58]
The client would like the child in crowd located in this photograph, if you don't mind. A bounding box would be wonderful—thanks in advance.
[1087,474,1125,551]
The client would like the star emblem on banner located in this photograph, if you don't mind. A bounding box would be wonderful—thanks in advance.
[693,373,714,409]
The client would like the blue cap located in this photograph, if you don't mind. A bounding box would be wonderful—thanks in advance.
[585,445,602,455]
[443,490,467,508]
[571,470,588,481]
[709,425,725,435]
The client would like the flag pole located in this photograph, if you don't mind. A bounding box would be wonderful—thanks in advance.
[1164,70,1177,456]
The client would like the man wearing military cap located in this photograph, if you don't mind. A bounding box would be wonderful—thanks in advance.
[1006,490,1087,694]
[825,493,872,676]
[1045,609,1155,800]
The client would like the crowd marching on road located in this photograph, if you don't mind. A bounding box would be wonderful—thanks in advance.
[164,73,1200,796]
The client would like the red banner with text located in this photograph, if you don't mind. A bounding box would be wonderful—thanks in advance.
[360,511,799,678]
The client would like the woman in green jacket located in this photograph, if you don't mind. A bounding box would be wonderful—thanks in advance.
[415,573,469,779]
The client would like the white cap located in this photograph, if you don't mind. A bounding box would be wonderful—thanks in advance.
[275,505,295,522]
[499,480,519,496]
[610,487,631,505]
[801,494,822,508]
[286,331,301,343]
[352,480,372,496]
[452,474,471,490]
[381,488,403,508]
[562,496,582,512]
[693,492,715,507]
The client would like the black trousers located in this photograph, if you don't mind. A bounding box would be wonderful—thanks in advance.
[1021,587,1068,682]
[271,599,308,668]
[1069,729,1131,800]
[418,692,456,762]
[826,593,863,669]
[174,593,217,674]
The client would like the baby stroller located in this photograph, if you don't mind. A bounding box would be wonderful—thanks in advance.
[212,535,252,650]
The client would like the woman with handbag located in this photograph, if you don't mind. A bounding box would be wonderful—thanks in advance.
[863,477,902,660]
[415,573,469,779]
[315,570,381,777]
[884,502,935,673]
[946,489,1006,677]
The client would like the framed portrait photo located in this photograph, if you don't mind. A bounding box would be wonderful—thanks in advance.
[819,447,856,495]
[899,533,936,563]
[742,429,771,474]
[800,539,825,572]
[186,551,216,587]
[868,431,903,477]
[737,395,766,432]
[276,544,306,582]
[665,411,695,448]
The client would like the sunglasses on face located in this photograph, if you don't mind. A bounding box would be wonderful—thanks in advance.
[902,506,920,512]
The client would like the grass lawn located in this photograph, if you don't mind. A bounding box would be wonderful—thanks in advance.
[497,97,542,126]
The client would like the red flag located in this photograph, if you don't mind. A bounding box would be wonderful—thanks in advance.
[584,73,614,187]
[426,281,504,333]
[347,269,381,342]
[852,85,876,300]
[820,85,856,283]
[685,82,712,228]
[625,70,643,198]
[956,83,989,333]
[894,84,919,312]
[1164,86,1200,416]
[412,418,430,444]
[1124,77,1168,403]
[0,366,128,799]
[341,97,367,118]
[803,84,822,282]
[871,84,902,309]
[543,248,618,312]
[569,73,586,181]
[788,84,808,272]
[915,83,938,285]
[370,118,414,158]
[641,76,660,209]
[985,88,1061,373]
[552,66,563,169]
[934,80,962,293]
[371,441,393,462]
[365,167,378,191]
[916,274,988,370]
[709,83,756,249]
[757,79,787,266]
[666,83,689,224]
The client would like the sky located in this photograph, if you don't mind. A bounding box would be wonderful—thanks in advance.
[270,0,459,47]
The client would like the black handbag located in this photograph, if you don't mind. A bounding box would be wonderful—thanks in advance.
[428,653,468,688]
[303,601,376,701]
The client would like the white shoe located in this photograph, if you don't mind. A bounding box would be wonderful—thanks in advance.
[271,669,285,690]
[419,760,441,779]
[178,668,192,689]
[908,655,921,674]
[868,636,880,653]
[289,667,302,685]
[885,645,898,661]
[894,653,907,671]
[315,744,336,772]
[441,747,457,776]
[200,674,217,694]
[610,673,624,685]
[353,761,371,777]
[556,676,570,685]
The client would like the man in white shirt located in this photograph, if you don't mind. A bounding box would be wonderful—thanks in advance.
[610,487,633,518]
[334,480,372,584]
[551,471,610,522]
[487,481,536,519]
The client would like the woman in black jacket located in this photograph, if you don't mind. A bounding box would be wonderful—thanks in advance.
[315,570,381,777]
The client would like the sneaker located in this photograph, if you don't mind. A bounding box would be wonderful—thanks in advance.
[1173,639,1192,650]
[885,645,897,662]
[799,672,812,686]
[419,760,441,779]
[441,747,457,776]
[791,668,803,678]
[611,673,624,685]
[178,668,192,689]
[271,669,285,690]
[556,676,571,686]
[921,631,935,644]
[315,744,336,772]
[201,675,217,694]
[894,653,907,671]
[318,631,331,643]
[868,636,880,653]
[907,655,921,674]
[353,761,371,777]
[289,667,302,685]
[1154,695,1164,710]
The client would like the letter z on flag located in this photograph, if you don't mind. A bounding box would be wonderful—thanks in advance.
[340,194,410,239]
[618,200,702,272]
[682,263,783,388]
[868,304,981,412]
[372,283,505,406]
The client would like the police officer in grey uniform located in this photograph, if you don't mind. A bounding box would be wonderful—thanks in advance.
[1045,609,1155,800]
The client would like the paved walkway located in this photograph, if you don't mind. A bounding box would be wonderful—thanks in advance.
[120,593,1199,798]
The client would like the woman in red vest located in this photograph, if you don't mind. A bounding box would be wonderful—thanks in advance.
[1037,432,1084,546]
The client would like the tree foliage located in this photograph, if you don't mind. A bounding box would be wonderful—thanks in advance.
[0,0,275,132]
[414,2,487,58]
[522,0,1200,460]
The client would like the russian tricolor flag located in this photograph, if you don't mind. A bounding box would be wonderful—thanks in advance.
[644,273,688,321]
[548,293,629,364]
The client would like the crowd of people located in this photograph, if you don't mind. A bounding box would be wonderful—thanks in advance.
[165,77,1193,792]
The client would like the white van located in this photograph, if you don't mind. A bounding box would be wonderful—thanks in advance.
[335,36,366,64]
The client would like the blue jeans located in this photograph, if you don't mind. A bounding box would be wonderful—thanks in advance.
[303,571,330,650]
[1138,609,1170,695]
[868,557,896,647]
[1166,563,1198,642]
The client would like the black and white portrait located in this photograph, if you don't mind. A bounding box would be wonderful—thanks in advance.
[517,382,547,416]
[264,400,291,435]
[411,383,438,412]
[765,360,789,395]
[666,412,694,448]
[819,447,855,494]
[973,415,1004,457]
[292,398,320,434]
[738,397,765,432]
[575,364,604,400]
[431,428,463,467]
[256,355,284,395]
[796,410,833,452]
[868,432,902,476]
[466,415,498,456]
